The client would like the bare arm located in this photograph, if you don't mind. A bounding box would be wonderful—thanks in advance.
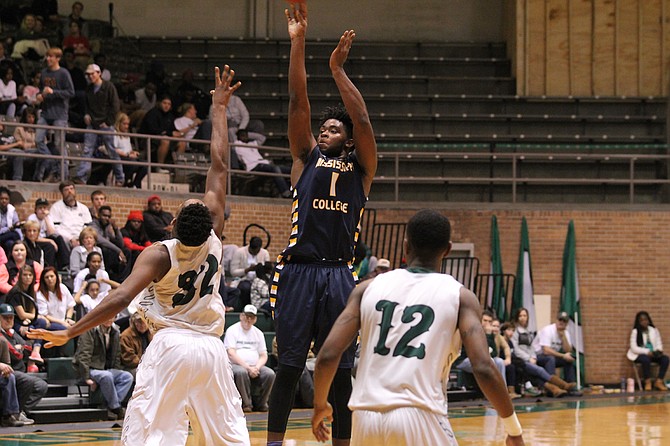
[203,65,240,237]
[28,244,171,347]
[458,288,524,445]
[330,30,377,195]
[458,288,513,415]
[286,3,317,184]
[43,213,57,236]
[311,280,368,442]
[542,344,575,362]
[256,351,268,369]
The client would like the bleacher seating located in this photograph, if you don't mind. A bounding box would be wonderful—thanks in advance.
[72,36,670,203]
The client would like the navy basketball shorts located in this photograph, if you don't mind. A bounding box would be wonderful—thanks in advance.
[271,261,357,369]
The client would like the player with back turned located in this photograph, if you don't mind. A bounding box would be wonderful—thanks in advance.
[267,3,377,445]
[311,209,526,446]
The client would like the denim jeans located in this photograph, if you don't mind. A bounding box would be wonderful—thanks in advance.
[0,374,20,415]
[537,353,577,382]
[8,148,38,180]
[35,117,68,181]
[78,126,124,183]
[89,368,134,410]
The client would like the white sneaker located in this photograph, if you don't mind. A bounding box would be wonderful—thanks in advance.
[18,411,34,425]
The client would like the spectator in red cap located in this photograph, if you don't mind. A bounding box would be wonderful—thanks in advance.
[142,195,173,243]
[121,211,151,269]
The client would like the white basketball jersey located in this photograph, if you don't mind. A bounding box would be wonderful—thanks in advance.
[349,269,463,416]
[134,230,226,337]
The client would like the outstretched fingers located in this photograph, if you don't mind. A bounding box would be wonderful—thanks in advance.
[211,65,242,95]
[342,29,355,48]
[285,3,306,24]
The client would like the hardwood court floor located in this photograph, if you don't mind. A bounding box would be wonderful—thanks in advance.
[0,393,667,445]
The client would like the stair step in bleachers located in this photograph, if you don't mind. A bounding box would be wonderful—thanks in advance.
[133,38,507,60]
[28,408,109,424]
[151,53,511,78]
[35,395,90,410]
[240,92,666,117]
[257,112,664,139]
[45,383,69,398]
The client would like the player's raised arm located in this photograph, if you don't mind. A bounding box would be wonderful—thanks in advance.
[286,2,317,181]
[330,30,377,195]
[205,65,240,236]
[458,288,525,446]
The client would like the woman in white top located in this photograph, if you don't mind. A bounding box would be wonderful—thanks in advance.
[36,266,76,329]
[69,227,104,279]
[114,112,146,188]
[627,311,669,391]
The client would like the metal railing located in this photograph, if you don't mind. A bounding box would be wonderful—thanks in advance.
[376,150,670,203]
[2,120,668,204]
[0,120,292,194]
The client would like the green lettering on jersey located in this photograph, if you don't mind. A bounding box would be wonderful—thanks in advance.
[373,300,435,359]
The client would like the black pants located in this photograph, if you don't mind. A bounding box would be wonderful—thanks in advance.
[14,371,48,412]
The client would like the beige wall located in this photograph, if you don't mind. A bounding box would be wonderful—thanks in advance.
[85,0,504,41]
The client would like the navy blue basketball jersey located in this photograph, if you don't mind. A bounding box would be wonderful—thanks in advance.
[280,146,366,262]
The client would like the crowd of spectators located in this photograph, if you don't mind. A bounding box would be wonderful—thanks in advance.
[0,180,292,419]
[0,183,194,419]
[0,2,279,196]
[0,8,293,199]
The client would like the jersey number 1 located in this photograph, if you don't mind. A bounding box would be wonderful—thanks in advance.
[172,254,219,307]
[330,172,339,196]
[373,300,435,359]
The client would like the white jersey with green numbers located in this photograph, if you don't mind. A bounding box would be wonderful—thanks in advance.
[349,268,463,416]
[133,230,226,337]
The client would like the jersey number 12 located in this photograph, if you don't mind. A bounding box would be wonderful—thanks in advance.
[373,300,435,359]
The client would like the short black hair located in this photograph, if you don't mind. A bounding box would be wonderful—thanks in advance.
[406,209,451,260]
[249,236,262,250]
[319,104,353,140]
[85,251,102,268]
[175,203,212,246]
[0,186,9,197]
[98,205,112,214]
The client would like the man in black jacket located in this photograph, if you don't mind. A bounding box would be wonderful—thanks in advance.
[142,195,173,243]
[139,95,178,171]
